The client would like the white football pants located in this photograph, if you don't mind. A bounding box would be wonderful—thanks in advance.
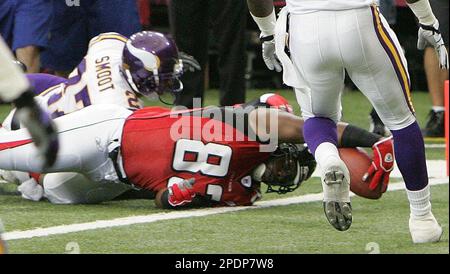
[0,104,133,204]
[289,5,416,130]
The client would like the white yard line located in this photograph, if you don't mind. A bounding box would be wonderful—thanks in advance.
[3,178,448,241]
[424,144,446,149]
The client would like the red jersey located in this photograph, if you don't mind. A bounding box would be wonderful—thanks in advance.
[120,106,271,206]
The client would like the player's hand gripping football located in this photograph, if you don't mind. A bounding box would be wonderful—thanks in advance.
[363,137,394,193]
[418,19,449,69]
[14,90,59,168]
[260,35,282,72]
[168,178,196,207]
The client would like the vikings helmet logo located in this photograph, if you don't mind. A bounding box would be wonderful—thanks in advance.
[121,31,183,97]
[126,40,161,72]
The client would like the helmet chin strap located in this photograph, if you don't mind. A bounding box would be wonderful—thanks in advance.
[158,95,175,106]
[173,77,183,93]
[153,68,159,86]
[157,77,183,105]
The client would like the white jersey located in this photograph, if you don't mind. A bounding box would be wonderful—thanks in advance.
[1,33,142,132]
[39,32,142,119]
[286,0,378,14]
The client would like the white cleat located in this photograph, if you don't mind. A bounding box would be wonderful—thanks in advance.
[409,212,443,244]
[17,178,44,202]
[321,156,352,231]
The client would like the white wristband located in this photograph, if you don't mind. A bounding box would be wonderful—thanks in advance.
[250,9,276,36]
[407,0,437,25]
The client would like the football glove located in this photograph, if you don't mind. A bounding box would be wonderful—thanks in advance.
[418,20,449,69]
[261,93,293,114]
[179,52,201,73]
[14,90,59,168]
[363,137,394,193]
[260,35,282,72]
[168,178,196,207]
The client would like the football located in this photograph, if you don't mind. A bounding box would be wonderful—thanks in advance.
[338,148,383,200]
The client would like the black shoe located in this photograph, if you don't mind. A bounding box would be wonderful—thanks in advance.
[422,110,445,138]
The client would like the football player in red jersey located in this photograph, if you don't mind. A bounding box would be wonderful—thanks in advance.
[0,32,393,208]
[0,94,392,207]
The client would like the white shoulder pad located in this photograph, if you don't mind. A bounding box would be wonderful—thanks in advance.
[88,32,128,48]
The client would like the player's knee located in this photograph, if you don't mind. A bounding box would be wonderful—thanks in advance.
[303,114,341,124]
[383,114,416,131]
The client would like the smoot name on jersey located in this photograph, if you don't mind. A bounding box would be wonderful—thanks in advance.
[96,56,115,92]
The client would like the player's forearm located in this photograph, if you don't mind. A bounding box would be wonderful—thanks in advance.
[338,124,383,148]
[247,0,276,36]
[0,38,30,102]
[249,108,384,148]
[275,117,383,148]
[406,0,436,25]
[249,108,304,144]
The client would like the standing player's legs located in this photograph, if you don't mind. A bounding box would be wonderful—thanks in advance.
[289,12,352,231]
[87,0,141,39]
[40,2,87,76]
[342,6,441,243]
[12,0,52,73]
[422,0,449,137]
[169,0,209,108]
[0,0,14,45]
[211,0,247,107]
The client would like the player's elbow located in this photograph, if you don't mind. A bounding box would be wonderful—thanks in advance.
[155,189,173,209]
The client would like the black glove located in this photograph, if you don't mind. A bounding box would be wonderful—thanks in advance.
[14,90,59,168]
[179,52,201,72]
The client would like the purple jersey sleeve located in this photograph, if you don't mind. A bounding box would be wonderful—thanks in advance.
[26,73,67,95]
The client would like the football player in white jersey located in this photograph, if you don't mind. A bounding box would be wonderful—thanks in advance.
[0,32,145,200]
[0,37,58,168]
[0,31,196,202]
[248,0,447,243]
[2,32,200,131]
[6,32,143,126]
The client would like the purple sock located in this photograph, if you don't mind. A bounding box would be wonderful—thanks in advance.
[391,122,428,191]
[303,117,338,155]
